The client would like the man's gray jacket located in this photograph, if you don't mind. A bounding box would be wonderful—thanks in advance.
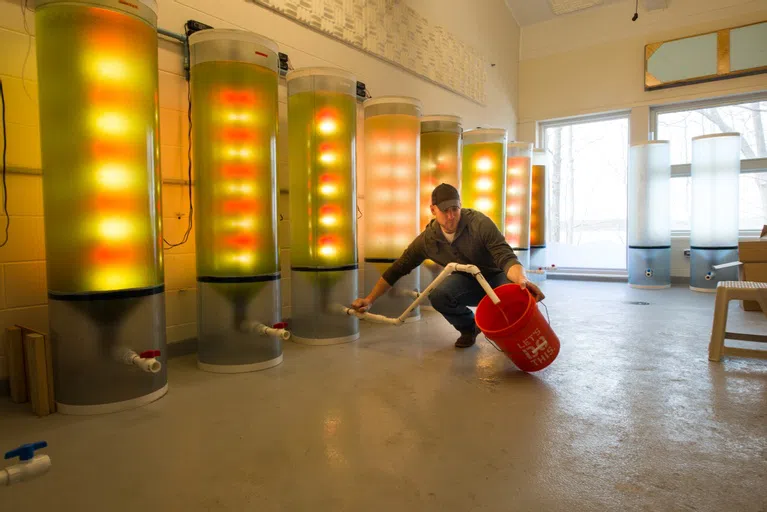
[381,208,520,285]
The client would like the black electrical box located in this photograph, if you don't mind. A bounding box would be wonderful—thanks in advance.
[356,81,367,100]
[278,52,289,76]
[184,20,213,37]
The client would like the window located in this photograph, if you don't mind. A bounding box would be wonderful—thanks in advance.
[541,113,630,270]
[652,93,767,233]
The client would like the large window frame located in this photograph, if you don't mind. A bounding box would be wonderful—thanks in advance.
[650,92,767,237]
[539,110,631,274]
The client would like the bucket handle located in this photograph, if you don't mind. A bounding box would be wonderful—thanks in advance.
[480,300,551,353]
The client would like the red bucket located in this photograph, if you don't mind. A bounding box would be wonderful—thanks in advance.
[475,284,560,372]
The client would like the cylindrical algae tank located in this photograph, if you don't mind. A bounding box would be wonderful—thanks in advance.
[530,149,548,269]
[189,29,284,372]
[690,133,741,292]
[419,115,461,308]
[363,97,422,320]
[35,0,166,414]
[287,68,359,344]
[506,142,533,269]
[628,141,671,289]
[461,129,507,231]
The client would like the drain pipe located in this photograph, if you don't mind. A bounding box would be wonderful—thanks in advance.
[113,347,162,374]
[341,263,501,325]
[242,321,291,340]
[2,442,51,487]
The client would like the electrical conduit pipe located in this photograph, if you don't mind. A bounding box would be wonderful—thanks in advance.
[113,347,162,374]
[341,263,501,325]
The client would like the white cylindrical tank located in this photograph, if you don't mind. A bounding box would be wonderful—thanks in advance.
[690,133,741,292]
[628,141,671,288]
[506,142,533,269]
[363,96,422,321]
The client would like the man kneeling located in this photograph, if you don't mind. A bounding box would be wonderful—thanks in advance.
[351,183,544,348]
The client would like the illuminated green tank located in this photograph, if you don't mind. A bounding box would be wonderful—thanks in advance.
[190,29,285,372]
[287,68,359,345]
[419,115,462,309]
[461,128,508,231]
[35,0,166,414]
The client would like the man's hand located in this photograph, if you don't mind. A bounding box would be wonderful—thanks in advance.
[351,297,373,312]
[506,264,545,302]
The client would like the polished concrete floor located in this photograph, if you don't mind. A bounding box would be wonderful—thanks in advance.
[1,281,766,511]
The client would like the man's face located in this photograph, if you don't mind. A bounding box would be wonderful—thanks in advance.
[431,204,461,234]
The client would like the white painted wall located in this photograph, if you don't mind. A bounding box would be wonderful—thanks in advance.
[517,0,767,277]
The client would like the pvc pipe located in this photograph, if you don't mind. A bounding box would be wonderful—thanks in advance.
[243,322,291,340]
[1,455,51,486]
[113,347,162,374]
[342,262,502,325]
[342,307,403,325]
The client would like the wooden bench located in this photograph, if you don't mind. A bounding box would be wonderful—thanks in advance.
[708,281,767,362]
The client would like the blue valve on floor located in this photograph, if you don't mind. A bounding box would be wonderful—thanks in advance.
[2,441,51,487]
[5,442,48,462]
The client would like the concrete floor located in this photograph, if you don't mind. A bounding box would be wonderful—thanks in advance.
[1,281,766,511]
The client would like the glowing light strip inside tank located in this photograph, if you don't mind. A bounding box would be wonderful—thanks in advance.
[216,88,260,271]
[316,107,343,262]
[86,29,143,291]
[530,163,545,246]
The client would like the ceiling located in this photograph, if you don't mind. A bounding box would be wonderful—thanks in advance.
[505,0,629,26]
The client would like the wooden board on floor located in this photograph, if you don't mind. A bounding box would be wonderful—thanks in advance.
[19,326,56,414]
[5,327,27,404]
[23,333,50,417]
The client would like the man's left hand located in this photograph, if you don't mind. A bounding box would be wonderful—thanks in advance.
[507,264,545,302]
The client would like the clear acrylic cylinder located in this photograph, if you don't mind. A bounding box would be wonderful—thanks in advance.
[506,142,533,269]
[287,68,359,344]
[530,149,548,269]
[690,133,741,292]
[628,141,671,289]
[419,115,462,307]
[190,29,283,372]
[461,129,508,231]
[35,0,166,413]
[363,97,422,320]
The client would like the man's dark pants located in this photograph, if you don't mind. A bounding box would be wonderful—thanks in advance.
[428,271,511,333]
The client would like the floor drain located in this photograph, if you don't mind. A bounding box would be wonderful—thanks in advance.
[624,301,651,305]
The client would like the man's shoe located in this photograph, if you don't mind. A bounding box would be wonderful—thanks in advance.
[455,324,481,348]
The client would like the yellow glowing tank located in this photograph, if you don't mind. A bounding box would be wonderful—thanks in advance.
[461,129,508,230]
[190,30,279,279]
[531,149,548,249]
[419,115,461,230]
[288,70,358,269]
[36,0,163,295]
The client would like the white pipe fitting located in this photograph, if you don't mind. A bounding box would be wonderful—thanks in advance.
[243,322,291,340]
[1,455,51,486]
[342,307,403,325]
[113,347,162,374]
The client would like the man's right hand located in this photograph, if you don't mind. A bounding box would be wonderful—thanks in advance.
[351,297,373,312]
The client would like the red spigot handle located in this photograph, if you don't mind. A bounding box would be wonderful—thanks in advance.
[139,350,161,359]
[273,322,287,329]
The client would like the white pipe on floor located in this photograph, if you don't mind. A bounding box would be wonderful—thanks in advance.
[342,307,403,325]
[1,455,51,486]
[113,347,162,374]
[242,322,291,340]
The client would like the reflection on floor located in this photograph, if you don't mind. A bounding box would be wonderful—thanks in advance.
[1,281,765,511]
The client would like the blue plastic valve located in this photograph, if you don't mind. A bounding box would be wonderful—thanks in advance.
[4,442,47,462]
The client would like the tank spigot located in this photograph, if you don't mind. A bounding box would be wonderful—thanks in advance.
[114,347,162,374]
[645,268,654,278]
[705,271,714,281]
